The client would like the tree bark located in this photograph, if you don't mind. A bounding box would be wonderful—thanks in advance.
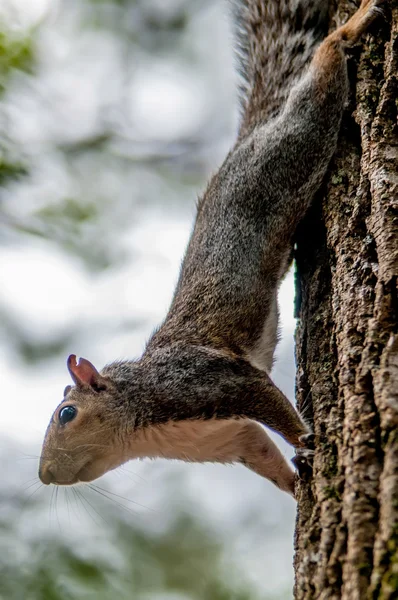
[294,1,398,599]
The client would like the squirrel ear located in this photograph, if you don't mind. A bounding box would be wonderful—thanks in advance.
[67,355,105,390]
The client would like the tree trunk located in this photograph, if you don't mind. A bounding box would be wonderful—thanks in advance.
[293,1,398,599]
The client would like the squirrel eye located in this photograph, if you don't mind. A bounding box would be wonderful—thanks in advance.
[59,405,77,425]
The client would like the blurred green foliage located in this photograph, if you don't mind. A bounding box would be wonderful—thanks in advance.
[0,29,32,190]
[0,493,272,600]
[0,29,34,90]
[0,0,209,270]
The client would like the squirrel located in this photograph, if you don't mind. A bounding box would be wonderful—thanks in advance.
[39,0,383,497]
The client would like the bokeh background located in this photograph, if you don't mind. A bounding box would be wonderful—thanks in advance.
[0,1,299,598]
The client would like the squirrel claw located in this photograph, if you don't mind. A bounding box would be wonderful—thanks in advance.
[299,432,315,449]
[292,448,314,480]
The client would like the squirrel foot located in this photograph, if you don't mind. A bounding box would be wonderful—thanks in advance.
[331,0,386,47]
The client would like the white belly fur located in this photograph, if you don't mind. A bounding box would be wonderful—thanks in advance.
[126,417,295,494]
[129,418,254,463]
[246,291,279,372]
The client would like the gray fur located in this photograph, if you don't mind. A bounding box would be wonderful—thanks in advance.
[232,0,330,134]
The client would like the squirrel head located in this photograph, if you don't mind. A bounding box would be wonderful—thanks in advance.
[39,355,131,485]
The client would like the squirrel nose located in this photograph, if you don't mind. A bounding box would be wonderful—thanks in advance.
[39,463,55,485]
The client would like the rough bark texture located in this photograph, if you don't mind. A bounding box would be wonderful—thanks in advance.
[294,1,398,599]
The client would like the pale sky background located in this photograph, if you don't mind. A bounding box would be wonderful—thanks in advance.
[0,1,299,597]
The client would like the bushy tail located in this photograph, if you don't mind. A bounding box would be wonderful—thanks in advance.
[233,0,330,137]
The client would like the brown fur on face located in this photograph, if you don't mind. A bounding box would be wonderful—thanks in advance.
[39,371,130,485]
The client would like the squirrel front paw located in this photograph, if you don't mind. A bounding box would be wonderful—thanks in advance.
[298,432,315,449]
[292,433,315,479]
[292,448,314,479]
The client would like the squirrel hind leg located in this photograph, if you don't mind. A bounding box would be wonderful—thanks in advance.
[330,0,386,47]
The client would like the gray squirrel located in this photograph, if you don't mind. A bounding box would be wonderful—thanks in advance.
[39,0,383,496]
